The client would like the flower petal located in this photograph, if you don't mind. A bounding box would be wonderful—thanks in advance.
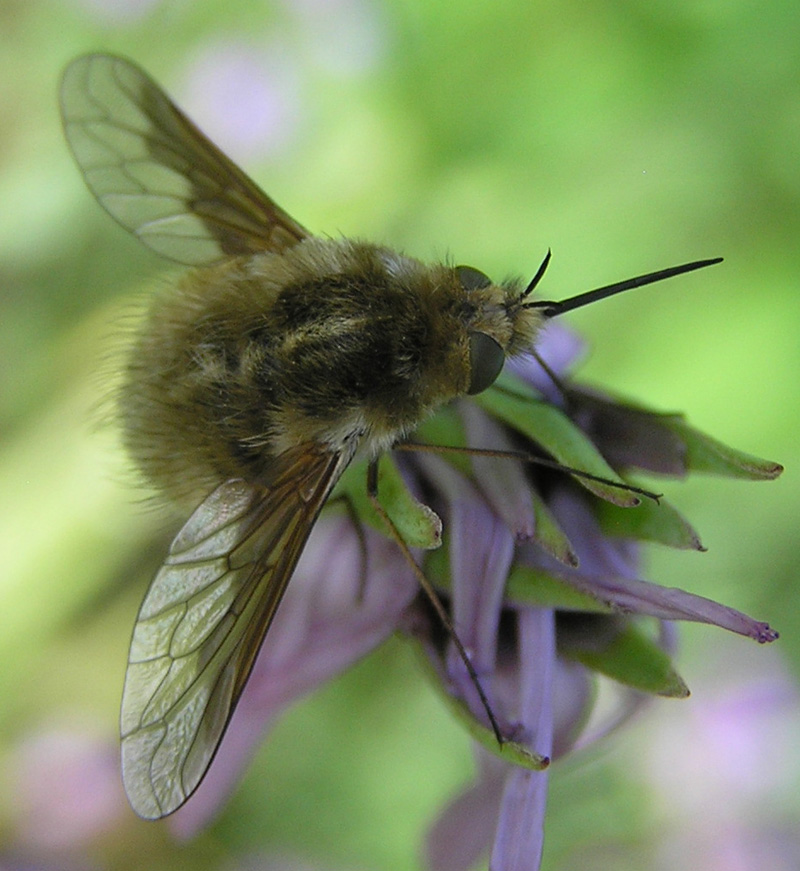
[456,401,578,565]
[528,493,777,644]
[490,768,549,871]
[571,573,778,642]
[490,608,555,871]
[412,452,513,719]
[521,487,640,582]
[459,402,536,541]
[448,491,514,679]
[506,322,585,402]
[426,749,508,871]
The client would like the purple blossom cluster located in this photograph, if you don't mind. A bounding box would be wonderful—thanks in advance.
[167,322,780,869]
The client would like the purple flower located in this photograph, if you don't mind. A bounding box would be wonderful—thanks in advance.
[171,512,418,838]
[11,728,126,853]
[170,322,781,870]
[394,323,780,869]
[178,42,303,163]
[639,647,800,869]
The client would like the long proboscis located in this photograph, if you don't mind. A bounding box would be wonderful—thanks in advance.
[525,256,723,318]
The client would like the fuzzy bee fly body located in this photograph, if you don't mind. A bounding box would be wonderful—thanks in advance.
[122,235,543,508]
[60,52,720,819]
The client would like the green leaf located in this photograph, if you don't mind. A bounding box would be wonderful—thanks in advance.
[475,378,642,507]
[428,551,620,616]
[560,620,689,698]
[594,495,705,551]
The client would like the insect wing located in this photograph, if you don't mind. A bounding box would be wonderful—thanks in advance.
[60,53,308,266]
[120,445,351,819]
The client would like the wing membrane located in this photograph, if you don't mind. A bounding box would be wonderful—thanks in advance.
[121,444,353,819]
[60,53,308,265]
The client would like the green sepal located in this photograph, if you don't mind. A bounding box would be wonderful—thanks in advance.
[332,454,442,549]
[504,563,615,613]
[415,402,578,565]
[569,386,783,481]
[407,633,549,771]
[475,375,640,507]
[560,619,690,698]
[413,404,468,448]
[594,494,705,551]
[492,368,546,399]
[408,405,472,476]
[530,488,580,566]
[427,547,611,613]
[662,418,784,480]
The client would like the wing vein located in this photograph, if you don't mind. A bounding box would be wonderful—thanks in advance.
[120,444,355,818]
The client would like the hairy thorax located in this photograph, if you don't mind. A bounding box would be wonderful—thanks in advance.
[119,238,496,505]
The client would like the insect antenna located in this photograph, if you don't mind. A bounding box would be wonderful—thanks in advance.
[526,257,723,318]
[485,254,724,501]
[519,248,552,299]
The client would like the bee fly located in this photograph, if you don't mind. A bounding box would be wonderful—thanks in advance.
[60,53,721,819]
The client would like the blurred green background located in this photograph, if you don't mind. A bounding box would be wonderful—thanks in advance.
[1,1,798,869]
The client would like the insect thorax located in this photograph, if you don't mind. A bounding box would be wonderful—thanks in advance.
[119,238,495,502]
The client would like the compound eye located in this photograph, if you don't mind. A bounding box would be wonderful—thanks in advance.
[456,265,492,292]
[467,331,505,395]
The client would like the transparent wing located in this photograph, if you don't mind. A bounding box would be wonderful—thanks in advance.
[60,53,309,265]
[120,444,352,819]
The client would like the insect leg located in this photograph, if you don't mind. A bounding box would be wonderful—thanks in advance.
[366,458,505,746]
[395,442,661,503]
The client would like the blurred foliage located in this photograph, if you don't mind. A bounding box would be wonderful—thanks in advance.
[1,1,798,869]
